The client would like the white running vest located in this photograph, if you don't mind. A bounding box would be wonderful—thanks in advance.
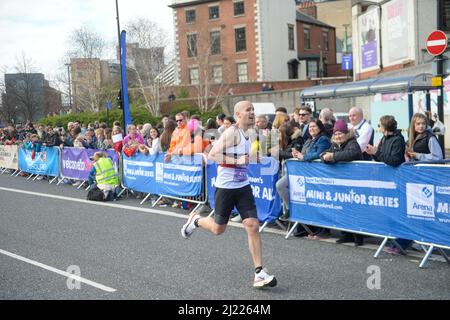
[215,127,250,189]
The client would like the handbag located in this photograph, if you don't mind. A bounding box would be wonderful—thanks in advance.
[87,186,105,201]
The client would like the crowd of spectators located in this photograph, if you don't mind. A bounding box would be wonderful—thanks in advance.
[0,104,444,253]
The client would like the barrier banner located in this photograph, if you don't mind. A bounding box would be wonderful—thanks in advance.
[206,157,282,223]
[0,145,19,170]
[286,160,450,247]
[18,146,59,176]
[61,148,119,181]
[122,152,203,197]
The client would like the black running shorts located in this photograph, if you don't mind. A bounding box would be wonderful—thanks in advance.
[214,184,258,225]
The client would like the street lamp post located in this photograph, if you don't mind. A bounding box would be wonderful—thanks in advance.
[64,63,72,112]
[115,0,126,133]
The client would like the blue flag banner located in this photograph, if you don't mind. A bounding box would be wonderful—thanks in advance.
[286,160,450,247]
[122,152,203,197]
[18,146,59,176]
[120,30,132,129]
[206,157,282,223]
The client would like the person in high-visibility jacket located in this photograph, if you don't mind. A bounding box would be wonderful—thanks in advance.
[88,152,120,200]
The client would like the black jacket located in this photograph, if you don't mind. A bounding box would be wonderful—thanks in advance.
[279,131,304,160]
[374,130,405,167]
[322,136,362,163]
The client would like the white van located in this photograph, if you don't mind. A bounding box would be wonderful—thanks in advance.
[252,102,276,123]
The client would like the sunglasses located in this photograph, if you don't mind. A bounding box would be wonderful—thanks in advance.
[176,119,184,123]
[299,113,310,116]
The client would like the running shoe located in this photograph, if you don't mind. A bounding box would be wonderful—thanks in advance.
[253,268,277,288]
[181,212,200,239]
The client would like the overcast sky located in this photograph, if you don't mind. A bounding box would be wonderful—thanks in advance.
[0,0,174,85]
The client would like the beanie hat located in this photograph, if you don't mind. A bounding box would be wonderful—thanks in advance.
[333,119,349,134]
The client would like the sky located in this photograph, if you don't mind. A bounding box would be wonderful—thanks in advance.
[0,0,175,87]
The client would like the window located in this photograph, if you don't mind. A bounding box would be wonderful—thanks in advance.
[210,31,221,55]
[323,31,329,51]
[235,27,247,52]
[186,9,196,23]
[304,28,311,49]
[187,34,197,58]
[236,62,248,82]
[189,68,199,85]
[212,65,223,83]
[234,1,245,16]
[439,0,450,31]
[307,60,318,78]
[288,24,295,50]
[209,6,219,20]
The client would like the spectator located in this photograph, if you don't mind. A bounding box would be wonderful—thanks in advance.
[319,108,335,138]
[275,107,288,117]
[104,128,113,147]
[141,123,152,140]
[95,128,111,150]
[36,124,47,142]
[44,126,61,147]
[216,113,226,135]
[298,106,312,141]
[123,124,145,147]
[223,116,236,129]
[145,127,162,154]
[272,114,289,130]
[320,119,364,246]
[405,113,443,162]
[156,114,170,134]
[204,118,219,143]
[82,128,97,149]
[365,115,405,167]
[277,119,330,223]
[269,84,275,91]
[88,151,120,201]
[261,83,269,92]
[255,115,269,131]
[112,126,124,153]
[160,119,177,152]
[23,134,41,160]
[348,107,374,160]
[168,91,176,102]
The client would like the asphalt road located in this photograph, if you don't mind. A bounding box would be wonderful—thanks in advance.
[0,173,449,300]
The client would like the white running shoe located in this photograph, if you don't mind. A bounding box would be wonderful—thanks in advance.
[253,268,277,288]
[230,214,242,222]
[181,212,200,239]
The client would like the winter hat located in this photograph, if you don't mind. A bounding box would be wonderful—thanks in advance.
[333,119,349,134]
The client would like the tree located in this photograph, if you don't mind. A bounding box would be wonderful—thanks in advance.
[185,28,230,113]
[66,27,107,112]
[124,17,170,116]
[1,53,44,123]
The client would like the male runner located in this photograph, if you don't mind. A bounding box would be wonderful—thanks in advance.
[181,100,277,289]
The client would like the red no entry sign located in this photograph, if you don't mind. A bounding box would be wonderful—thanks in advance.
[426,30,448,56]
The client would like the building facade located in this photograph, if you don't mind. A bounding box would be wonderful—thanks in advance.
[3,73,62,123]
[170,0,302,85]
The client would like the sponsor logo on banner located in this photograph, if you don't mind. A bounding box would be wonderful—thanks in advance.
[406,183,435,218]
[155,162,164,182]
[289,175,306,203]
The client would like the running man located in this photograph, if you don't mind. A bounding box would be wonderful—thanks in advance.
[181,100,277,289]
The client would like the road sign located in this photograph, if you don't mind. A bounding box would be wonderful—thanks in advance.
[342,54,353,70]
[426,30,448,56]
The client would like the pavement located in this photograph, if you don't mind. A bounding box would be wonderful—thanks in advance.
[0,172,449,300]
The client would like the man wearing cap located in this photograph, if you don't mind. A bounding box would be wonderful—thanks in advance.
[88,152,120,200]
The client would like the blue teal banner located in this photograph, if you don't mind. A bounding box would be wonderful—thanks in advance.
[286,160,450,247]
[206,157,282,223]
[122,152,203,197]
[120,30,132,129]
[18,146,59,176]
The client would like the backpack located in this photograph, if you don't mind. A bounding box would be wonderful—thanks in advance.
[87,186,105,201]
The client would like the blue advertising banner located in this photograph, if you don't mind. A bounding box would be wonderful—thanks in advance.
[286,160,450,247]
[120,30,132,129]
[18,146,59,176]
[122,153,203,197]
[206,157,282,223]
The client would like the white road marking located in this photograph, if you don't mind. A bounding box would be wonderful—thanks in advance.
[0,248,116,293]
[0,186,287,236]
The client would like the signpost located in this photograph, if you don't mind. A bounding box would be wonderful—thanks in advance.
[427,30,448,158]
